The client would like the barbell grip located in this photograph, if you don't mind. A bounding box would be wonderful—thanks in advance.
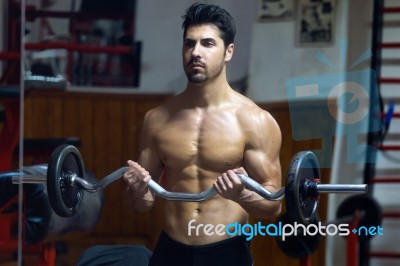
[12,175,46,184]
[148,174,284,201]
[72,168,219,201]
[73,169,281,201]
[237,174,285,201]
[147,174,285,201]
[316,184,368,194]
[148,179,218,202]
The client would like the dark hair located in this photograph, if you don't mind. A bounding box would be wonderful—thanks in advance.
[182,3,236,47]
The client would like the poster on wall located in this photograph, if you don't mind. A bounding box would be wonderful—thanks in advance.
[296,0,335,46]
[257,0,295,21]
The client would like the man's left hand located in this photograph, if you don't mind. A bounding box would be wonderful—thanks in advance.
[213,167,249,201]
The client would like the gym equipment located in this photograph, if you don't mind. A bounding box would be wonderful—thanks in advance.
[275,212,321,259]
[336,194,382,241]
[277,194,382,258]
[12,145,367,219]
[1,165,103,243]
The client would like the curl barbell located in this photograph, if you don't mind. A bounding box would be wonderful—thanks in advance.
[12,145,367,223]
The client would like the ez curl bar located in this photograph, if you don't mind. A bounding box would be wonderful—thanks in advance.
[12,145,367,224]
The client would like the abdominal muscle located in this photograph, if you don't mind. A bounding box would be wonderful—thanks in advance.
[161,168,249,245]
[154,105,250,245]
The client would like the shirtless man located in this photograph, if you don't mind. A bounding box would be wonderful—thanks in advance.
[123,3,282,266]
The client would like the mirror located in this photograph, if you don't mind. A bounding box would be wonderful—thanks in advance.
[24,0,140,90]
[0,0,139,264]
[0,0,25,264]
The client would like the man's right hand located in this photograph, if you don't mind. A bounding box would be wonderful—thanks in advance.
[123,160,152,197]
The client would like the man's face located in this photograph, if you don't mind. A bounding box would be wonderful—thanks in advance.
[182,24,233,84]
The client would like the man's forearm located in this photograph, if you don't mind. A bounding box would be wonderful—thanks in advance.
[237,189,282,220]
[127,189,155,212]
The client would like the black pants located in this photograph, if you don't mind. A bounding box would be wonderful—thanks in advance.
[149,231,253,266]
[76,245,152,266]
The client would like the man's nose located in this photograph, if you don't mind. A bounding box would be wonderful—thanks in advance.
[191,43,202,57]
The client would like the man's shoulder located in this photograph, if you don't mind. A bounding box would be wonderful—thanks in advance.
[144,96,180,124]
[234,94,279,129]
[231,89,261,109]
[233,92,268,117]
[144,105,168,122]
[234,96,282,144]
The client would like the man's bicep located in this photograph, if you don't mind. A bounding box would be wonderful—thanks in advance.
[137,112,164,181]
[243,112,282,190]
[244,149,281,190]
[137,147,164,182]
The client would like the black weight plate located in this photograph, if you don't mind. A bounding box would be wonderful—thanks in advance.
[276,212,321,259]
[47,144,85,217]
[336,194,382,241]
[286,151,320,225]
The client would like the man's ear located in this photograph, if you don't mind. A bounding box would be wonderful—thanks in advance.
[225,43,234,62]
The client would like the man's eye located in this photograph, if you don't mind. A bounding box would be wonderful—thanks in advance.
[184,41,194,48]
[203,41,214,47]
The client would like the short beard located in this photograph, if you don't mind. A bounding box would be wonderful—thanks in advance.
[186,58,225,84]
[187,73,208,83]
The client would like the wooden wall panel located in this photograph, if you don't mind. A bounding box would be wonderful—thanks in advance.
[62,97,80,137]
[22,92,335,265]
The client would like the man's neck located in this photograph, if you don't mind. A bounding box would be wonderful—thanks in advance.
[184,81,231,107]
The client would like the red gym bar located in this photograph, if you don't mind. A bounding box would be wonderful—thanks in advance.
[0,52,20,61]
[0,43,134,59]
[370,178,400,183]
[383,212,400,218]
[379,42,400,48]
[369,252,400,259]
[378,78,400,84]
[375,145,400,151]
[0,98,20,172]
[300,256,311,266]
[381,7,400,13]
[392,113,400,118]
[381,112,400,118]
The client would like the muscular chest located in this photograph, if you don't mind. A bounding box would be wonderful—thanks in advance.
[155,110,245,170]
